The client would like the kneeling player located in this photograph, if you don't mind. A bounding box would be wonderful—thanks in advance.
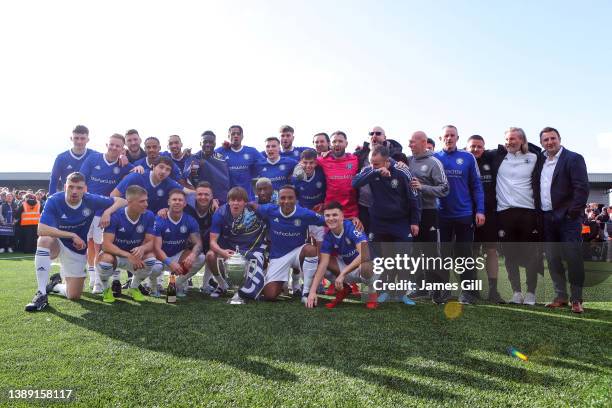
[96,185,160,303]
[207,186,268,300]
[253,185,325,302]
[25,172,127,311]
[305,202,377,309]
[153,189,205,297]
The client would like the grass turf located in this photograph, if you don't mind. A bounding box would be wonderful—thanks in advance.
[0,255,610,407]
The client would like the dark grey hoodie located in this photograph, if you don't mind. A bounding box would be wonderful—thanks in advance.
[407,150,449,209]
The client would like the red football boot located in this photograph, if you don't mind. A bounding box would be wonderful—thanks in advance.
[350,283,361,296]
[365,293,379,310]
[325,285,351,309]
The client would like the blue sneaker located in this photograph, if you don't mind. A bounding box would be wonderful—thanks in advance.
[401,295,416,306]
[377,292,390,303]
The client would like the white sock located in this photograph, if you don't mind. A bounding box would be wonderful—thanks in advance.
[215,274,228,290]
[97,262,114,289]
[292,271,301,291]
[202,268,212,287]
[87,266,96,285]
[302,257,318,296]
[35,247,51,294]
[157,275,163,285]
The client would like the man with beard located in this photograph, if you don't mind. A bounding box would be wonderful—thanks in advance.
[161,134,190,172]
[313,133,330,156]
[134,137,185,184]
[125,129,147,163]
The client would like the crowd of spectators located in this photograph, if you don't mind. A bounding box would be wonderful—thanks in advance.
[582,202,612,261]
[0,187,47,253]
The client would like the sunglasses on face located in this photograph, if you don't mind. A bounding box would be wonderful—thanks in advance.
[369,131,383,136]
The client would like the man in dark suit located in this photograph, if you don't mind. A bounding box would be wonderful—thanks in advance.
[536,127,589,313]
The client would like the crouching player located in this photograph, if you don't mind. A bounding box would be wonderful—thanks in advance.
[152,189,205,297]
[253,185,325,302]
[96,185,160,303]
[25,172,127,311]
[305,202,377,309]
[207,187,268,300]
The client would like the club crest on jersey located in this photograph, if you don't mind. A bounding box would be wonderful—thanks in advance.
[483,164,490,171]
[113,166,121,174]
[157,189,165,197]
[180,225,188,233]
[420,165,428,172]
[316,181,323,188]
[82,208,92,217]
[456,158,464,165]
[346,163,353,170]
[294,219,302,227]
[498,229,505,238]
[390,179,399,188]
[136,225,144,233]
[279,164,286,171]
[243,154,250,160]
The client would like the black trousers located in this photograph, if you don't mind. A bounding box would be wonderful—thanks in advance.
[412,209,440,288]
[497,208,539,293]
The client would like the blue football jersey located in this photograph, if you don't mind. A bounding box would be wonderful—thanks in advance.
[321,220,367,264]
[115,171,183,214]
[280,146,312,161]
[134,156,184,182]
[80,152,134,197]
[160,151,189,176]
[153,213,200,257]
[40,192,114,254]
[215,145,260,199]
[256,204,325,259]
[210,204,267,254]
[254,157,297,193]
[292,167,326,210]
[49,148,97,194]
[106,208,156,251]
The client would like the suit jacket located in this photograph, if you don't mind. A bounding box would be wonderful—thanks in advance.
[534,147,589,220]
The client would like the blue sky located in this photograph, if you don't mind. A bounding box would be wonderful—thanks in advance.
[0,0,610,172]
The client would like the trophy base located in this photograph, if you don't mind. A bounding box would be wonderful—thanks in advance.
[228,293,245,305]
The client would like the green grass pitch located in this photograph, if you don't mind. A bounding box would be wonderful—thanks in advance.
[0,256,610,407]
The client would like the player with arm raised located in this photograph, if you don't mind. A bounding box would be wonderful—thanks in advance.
[25,172,127,311]
[96,185,160,303]
[152,189,205,297]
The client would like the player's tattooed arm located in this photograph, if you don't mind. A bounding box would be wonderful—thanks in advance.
[189,232,203,257]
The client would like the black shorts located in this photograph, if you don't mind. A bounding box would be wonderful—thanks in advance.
[474,212,497,244]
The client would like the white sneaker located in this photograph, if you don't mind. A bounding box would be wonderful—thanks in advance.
[523,292,536,306]
[510,292,524,304]
[301,295,309,305]
[0,248,4,253]
[91,283,104,294]
[7,248,13,253]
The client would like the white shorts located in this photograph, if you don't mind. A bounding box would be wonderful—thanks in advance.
[87,216,104,245]
[265,245,305,284]
[160,251,184,273]
[308,225,325,243]
[54,240,88,278]
[337,258,362,284]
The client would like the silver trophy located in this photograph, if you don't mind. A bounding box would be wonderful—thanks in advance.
[217,246,256,305]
